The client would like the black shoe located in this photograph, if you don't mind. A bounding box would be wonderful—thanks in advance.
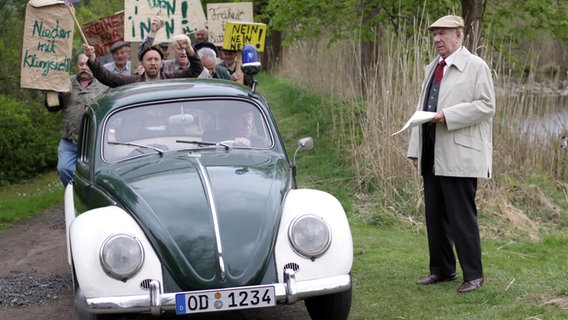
[416,273,457,285]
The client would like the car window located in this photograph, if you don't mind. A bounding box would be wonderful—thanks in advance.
[103,99,272,162]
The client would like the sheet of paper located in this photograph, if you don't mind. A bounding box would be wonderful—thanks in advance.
[391,111,436,136]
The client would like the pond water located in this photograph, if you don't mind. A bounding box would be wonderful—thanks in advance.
[497,82,568,146]
[514,109,568,146]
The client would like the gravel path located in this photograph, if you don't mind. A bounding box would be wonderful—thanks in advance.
[0,205,310,320]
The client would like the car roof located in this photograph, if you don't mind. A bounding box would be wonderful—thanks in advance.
[91,79,260,119]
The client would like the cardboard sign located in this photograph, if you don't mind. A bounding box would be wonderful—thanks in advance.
[206,2,253,46]
[81,11,125,57]
[124,0,206,43]
[222,21,266,52]
[20,1,74,92]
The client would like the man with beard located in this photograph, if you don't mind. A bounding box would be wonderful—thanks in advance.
[137,15,209,77]
[45,53,109,187]
[83,35,203,88]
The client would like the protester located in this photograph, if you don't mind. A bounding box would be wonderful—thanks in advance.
[83,36,203,88]
[407,15,495,293]
[163,34,205,74]
[217,48,254,87]
[193,28,217,53]
[103,41,132,75]
[158,42,169,59]
[45,53,109,187]
[197,47,231,80]
[137,15,209,77]
[218,48,241,81]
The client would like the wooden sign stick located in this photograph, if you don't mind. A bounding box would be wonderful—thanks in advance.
[66,4,89,45]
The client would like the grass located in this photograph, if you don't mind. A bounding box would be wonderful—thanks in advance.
[1,74,566,319]
[0,171,63,229]
[349,219,568,319]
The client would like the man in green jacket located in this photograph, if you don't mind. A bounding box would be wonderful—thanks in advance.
[46,53,109,187]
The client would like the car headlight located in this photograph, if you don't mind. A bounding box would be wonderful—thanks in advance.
[288,215,331,259]
[100,234,144,281]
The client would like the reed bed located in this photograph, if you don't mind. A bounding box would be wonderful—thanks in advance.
[275,22,568,239]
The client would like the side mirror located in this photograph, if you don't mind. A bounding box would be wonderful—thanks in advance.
[296,137,314,151]
[291,137,313,189]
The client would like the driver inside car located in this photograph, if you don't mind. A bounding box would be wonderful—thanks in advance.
[228,110,255,147]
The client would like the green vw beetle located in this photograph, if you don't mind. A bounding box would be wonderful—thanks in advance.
[65,78,353,320]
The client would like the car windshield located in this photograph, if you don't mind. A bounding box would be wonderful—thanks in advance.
[103,99,272,162]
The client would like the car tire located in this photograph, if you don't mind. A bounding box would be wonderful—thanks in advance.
[304,285,352,320]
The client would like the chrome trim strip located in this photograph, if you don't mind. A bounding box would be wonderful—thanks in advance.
[84,275,351,314]
[192,156,226,280]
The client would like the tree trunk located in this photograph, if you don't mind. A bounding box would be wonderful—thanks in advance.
[255,0,282,73]
[461,0,485,54]
[359,4,381,100]
[260,29,282,73]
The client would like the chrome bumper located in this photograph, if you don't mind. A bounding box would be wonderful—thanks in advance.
[84,271,351,315]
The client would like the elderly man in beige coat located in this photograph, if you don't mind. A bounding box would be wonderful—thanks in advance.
[407,15,495,293]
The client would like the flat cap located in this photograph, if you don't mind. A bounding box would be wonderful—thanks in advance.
[138,46,164,61]
[110,41,129,53]
[428,15,464,30]
[158,42,169,48]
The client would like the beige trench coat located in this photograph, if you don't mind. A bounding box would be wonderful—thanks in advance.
[407,47,495,178]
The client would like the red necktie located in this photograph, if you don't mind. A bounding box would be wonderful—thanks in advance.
[434,59,446,85]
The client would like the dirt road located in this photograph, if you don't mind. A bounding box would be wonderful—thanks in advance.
[0,205,309,320]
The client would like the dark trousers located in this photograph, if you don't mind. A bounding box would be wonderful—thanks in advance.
[422,171,483,281]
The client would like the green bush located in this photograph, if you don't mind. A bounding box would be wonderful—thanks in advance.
[0,95,59,185]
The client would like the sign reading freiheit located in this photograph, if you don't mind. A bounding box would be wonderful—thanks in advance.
[82,11,125,58]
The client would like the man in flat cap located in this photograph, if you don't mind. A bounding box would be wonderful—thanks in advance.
[406,15,495,293]
[136,16,209,78]
[158,42,169,59]
[83,36,203,88]
[104,41,132,75]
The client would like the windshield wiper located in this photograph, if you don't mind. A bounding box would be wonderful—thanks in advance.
[108,141,165,155]
[176,139,231,150]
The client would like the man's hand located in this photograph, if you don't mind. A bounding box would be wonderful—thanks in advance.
[83,44,96,62]
[177,37,195,57]
[149,16,164,37]
[134,65,145,75]
[431,111,446,125]
[234,137,251,147]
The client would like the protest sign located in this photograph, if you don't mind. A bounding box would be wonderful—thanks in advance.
[222,21,266,52]
[20,0,74,92]
[81,11,124,57]
[207,2,253,47]
[124,0,206,43]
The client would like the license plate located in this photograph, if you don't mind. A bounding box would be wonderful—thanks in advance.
[175,285,276,314]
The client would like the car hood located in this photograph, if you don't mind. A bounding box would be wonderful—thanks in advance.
[97,150,290,290]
